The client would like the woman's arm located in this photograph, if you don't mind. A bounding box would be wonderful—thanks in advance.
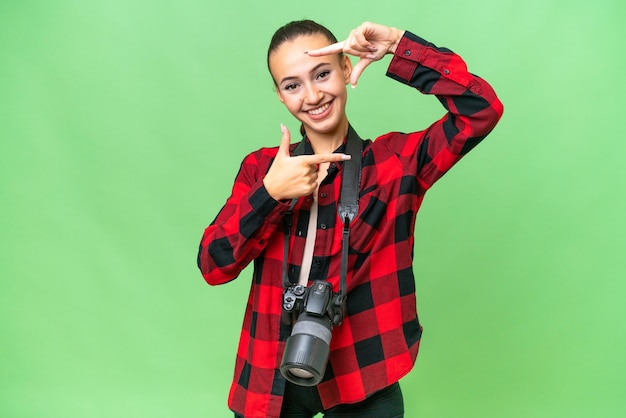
[383,31,504,189]
[197,150,287,285]
[309,22,504,189]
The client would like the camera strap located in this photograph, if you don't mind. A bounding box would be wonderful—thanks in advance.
[282,126,363,301]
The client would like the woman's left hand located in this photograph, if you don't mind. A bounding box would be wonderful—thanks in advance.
[307,22,405,87]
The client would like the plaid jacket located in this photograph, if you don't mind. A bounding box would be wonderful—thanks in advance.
[198,31,504,417]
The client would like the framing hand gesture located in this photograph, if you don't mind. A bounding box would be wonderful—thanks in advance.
[263,124,351,201]
[307,22,405,87]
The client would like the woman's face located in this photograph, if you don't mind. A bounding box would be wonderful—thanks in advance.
[269,34,352,138]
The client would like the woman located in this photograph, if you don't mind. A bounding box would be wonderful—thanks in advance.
[198,20,503,418]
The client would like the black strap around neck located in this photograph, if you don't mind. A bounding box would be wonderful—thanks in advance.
[281,126,363,301]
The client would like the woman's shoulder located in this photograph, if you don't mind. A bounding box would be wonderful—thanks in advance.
[240,145,281,164]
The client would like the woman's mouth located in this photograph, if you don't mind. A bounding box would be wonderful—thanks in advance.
[307,102,331,116]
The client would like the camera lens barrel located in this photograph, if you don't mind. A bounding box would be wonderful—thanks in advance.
[280,313,332,386]
[292,313,332,344]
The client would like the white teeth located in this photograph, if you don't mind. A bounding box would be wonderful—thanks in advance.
[308,103,329,115]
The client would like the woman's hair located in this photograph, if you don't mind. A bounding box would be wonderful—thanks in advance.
[267,19,339,79]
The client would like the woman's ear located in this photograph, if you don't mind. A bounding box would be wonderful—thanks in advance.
[342,55,353,84]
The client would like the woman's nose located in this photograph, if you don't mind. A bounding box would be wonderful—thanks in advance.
[303,84,322,104]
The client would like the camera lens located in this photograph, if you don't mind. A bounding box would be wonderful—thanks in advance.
[280,313,332,386]
[288,368,314,379]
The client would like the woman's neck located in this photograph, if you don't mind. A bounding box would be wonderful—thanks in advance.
[306,119,349,154]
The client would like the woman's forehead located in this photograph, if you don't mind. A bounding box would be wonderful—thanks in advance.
[269,34,337,78]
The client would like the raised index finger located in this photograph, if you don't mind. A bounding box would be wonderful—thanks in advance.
[306,41,345,57]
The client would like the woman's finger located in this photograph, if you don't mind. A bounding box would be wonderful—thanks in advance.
[306,41,345,57]
[350,29,376,52]
[350,58,374,87]
[299,153,351,165]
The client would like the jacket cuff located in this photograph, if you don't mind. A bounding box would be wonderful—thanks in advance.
[386,31,428,82]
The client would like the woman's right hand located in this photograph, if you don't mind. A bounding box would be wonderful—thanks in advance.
[263,124,351,201]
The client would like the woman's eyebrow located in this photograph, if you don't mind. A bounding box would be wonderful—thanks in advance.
[279,62,332,85]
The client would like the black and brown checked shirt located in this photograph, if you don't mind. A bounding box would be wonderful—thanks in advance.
[198,31,504,417]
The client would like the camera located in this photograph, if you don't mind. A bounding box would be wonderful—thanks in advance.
[280,280,345,386]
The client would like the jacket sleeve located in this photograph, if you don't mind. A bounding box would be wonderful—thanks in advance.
[197,149,289,285]
[383,31,504,190]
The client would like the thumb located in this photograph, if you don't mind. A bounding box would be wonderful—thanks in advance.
[277,124,291,157]
[350,58,372,87]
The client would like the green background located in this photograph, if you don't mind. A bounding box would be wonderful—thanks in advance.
[1,0,624,417]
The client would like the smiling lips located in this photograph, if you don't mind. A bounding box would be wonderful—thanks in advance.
[307,102,331,116]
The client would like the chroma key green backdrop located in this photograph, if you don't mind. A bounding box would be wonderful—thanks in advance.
[1,0,624,417]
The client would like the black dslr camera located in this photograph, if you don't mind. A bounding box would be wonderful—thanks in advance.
[280,280,345,386]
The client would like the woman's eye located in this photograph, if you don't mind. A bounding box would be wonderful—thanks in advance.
[284,83,299,91]
[316,70,330,80]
